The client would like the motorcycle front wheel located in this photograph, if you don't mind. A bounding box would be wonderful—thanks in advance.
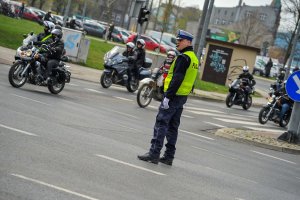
[8,61,27,88]
[100,73,112,88]
[242,96,252,110]
[258,107,270,124]
[225,93,234,107]
[137,83,153,108]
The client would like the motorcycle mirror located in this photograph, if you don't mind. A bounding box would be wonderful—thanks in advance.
[23,34,27,38]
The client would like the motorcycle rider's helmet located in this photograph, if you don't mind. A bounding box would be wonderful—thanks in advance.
[137,39,145,49]
[43,21,55,34]
[166,50,176,63]
[51,29,63,42]
[126,42,135,49]
[242,65,249,73]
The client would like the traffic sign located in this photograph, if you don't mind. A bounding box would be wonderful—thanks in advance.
[286,71,300,102]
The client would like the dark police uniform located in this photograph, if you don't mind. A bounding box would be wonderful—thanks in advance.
[138,30,198,165]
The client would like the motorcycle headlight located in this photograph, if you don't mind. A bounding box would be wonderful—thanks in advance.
[105,59,112,66]
[268,97,274,103]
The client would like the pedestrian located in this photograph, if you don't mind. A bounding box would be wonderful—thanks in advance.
[107,22,114,41]
[43,10,54,22]
[19,1,25,18]
[137,30,199,166]
[265,58,273,78]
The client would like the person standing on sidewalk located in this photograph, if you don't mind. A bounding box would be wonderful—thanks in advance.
[137,30,199,166]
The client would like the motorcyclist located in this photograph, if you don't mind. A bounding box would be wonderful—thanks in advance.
[34,21,55,46]
[238,66,256,103]
[123,42,137,81]
[274,81,294,123]
[35,28,64,83]
[43,10,55,23]
[160,50,176,79]
[132,39,146,80]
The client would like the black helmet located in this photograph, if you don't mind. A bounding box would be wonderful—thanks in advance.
[51,29,63,41]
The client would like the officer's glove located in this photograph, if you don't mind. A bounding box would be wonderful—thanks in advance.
[162,97,169,109]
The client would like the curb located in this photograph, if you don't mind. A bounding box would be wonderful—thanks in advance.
[215,128,300,154]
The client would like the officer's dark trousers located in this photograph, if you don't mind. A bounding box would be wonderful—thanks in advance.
[149,96,187,159]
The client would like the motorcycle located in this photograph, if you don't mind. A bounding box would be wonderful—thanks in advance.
[100,46,152,92]
[137,67,164,108]
[258,94,292,127]
[225,78,254,110]
[9,34,71,94]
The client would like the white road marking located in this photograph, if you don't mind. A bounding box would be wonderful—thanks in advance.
[185,106,225,113]
[179,129,215,140]
[95,154,166,176]
[0,123,38,136]
[203,121,226,128]
[243,126,284,133]
[214,118,260,126]
[235,198,246,200]
[148,105,158,109]
[188,111,244,120]
[11,174,99,200]
[296,177,300,181]
[85,88,104,94]
[11,94,50,106]
[251,150,297,165]
[113,96,133,101]
[111,110,138,119]
[68,83,79,86]
[192,146,238,160]
[182,114,194,118]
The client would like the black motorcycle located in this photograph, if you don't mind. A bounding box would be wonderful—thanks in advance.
[137,67,164,108]
[100,46,152,92]
[9,37,70,94]
[225,78,254,110]
[258,94,292,127]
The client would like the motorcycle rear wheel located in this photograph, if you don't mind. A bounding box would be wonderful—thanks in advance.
[126,79,139,93]
[279,114,290,127]
[225,93,234,107]
[100,73,112,88]
[8,61,27,88]
[48,77,65,94]
[242,96,252,110]
[137,83,153,108]
[258,107,270,124]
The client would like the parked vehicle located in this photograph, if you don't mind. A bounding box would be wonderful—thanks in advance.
[52,14,63,26]
[9,33,70,94]
[137,67,164,108]
[100,46,152,92]
[258,94,292,127]
[225,78,254,110]
[145,30,177,48]
[83,21,106,38]
[127,34,166,53]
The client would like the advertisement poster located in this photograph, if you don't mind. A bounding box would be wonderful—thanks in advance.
[210,27,240,44]
[202,44,233,85]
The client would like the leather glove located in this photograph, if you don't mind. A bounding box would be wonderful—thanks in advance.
[162,97,170,109]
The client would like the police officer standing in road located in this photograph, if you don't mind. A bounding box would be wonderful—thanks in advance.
[138,30,199,166]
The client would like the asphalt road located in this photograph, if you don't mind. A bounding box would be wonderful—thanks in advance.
[0,64,299,200]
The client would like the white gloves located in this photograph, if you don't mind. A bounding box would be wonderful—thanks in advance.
[162,97,170,109]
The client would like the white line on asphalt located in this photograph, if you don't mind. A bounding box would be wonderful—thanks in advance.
[182,114,194,118]
[251,150,297,165]
[179,129,215,140]
[95,154,166,176]
[0,123,38,136]
[243,126,284,133]
[11,174,99,200]
[113,96,133,101]
[214,118,261,126]
[111,110,138,119]
[188,111,244,120]
[203,121,226,128]
[11,94,51,106]
[68,83,79,86]
[148,105,158,109]
[192,146,238,160]
[235,198,246,200]
[185,106,225,113]
[85,88,104,94]
[296,177,300,180]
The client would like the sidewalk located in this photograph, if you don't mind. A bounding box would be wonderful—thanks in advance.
[0,46,299,153]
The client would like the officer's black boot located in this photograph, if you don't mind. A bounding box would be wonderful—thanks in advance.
[159,156,173,166]
[137,152,159,164]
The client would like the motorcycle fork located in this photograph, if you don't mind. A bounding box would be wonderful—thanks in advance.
[19,63,30,77]
[232,93,237,101]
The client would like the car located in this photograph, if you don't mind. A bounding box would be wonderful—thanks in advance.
[145,30,177,48]
[119,29,132,43]
[27,6,46,19]
[83,21,106,38]
[127,34,166,53]
[52,14,63,26]
[9,2,40,21]
[150,36,177,53]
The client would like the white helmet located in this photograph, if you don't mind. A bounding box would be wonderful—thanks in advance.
[167,50,176,58]
[137,39,145,48]
[126,42,135,49]
[43,21,55,31]
[242,65,249,73]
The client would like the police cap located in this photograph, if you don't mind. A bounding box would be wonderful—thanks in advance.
[176,30,194,41]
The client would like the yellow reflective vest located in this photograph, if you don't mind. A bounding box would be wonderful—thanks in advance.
[164,51,199,95]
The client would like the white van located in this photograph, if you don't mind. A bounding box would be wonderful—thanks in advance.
[145,30,177,48]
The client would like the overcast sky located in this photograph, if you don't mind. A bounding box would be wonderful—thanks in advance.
[179,0,273,8]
